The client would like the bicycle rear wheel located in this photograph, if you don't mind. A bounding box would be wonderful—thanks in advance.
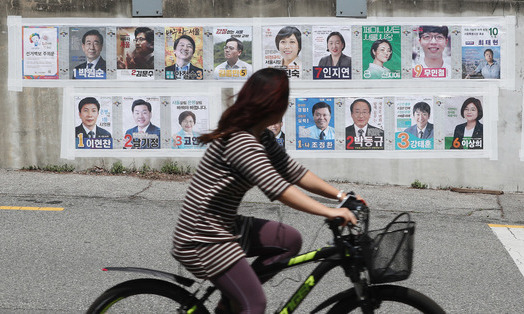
[86,278,209,314]
[327,284,445,314]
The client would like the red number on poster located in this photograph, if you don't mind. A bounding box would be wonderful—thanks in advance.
[346,136,354,150]
[124,134,133,148]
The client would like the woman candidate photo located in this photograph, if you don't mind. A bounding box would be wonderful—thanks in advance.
[451,97,483,149]
[172,110,201,149]
[318,31,351,68]
[275,26,302,70]
[364,39,393,79]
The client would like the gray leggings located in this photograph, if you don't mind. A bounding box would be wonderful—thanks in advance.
[211,218,302,314]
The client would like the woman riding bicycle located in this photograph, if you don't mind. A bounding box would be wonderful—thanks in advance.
[172,68,357,314]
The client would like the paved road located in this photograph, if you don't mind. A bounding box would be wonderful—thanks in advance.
[1,169,524,313]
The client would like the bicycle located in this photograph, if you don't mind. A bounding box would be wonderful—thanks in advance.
[87,194,445,313]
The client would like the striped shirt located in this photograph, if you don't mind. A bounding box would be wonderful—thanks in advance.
[172,130,307,279]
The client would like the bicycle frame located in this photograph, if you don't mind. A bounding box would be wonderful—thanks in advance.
[260,246,347,314]
[101,244,356,313]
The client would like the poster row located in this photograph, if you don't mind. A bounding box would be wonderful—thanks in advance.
[24,24,504,81]
[74,95,487,152]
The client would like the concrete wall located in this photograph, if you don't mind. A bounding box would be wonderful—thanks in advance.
[1,0,523,191]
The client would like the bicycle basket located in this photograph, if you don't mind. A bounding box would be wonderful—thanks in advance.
[365,212,415,284]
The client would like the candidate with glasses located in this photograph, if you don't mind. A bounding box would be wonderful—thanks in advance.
[414,25,451,77]
[214,37,253,79]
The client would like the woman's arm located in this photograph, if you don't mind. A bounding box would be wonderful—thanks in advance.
[276,185,356,226]
[296,170,347,201]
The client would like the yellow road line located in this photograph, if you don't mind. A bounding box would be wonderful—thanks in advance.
[488,224,524,228]
[0,206,64,211]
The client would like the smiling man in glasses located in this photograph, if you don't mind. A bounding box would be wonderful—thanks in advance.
[414,25,451,78]
[214,37,252,80]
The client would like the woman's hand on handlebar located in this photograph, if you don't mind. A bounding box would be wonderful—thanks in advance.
[326,207,357,226]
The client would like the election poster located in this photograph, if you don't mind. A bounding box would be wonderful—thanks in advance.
[462,26,501,79]
[69,27,107,80]
[442,96,484,149]
[122,96,161,149]
[22,26,59,79]
[263,25,303,79]
[412,25,451,79]
[312,26,352,80]
[296,98,335,150]
[213,26,253,80]
[362,25,401,80]
[165,26,204,80]
[171,96,209,149]
[116,27,155,80]
[74,96,113,149]
[267,120,285,148]
[345,97,385,150]
[395,97,434,150]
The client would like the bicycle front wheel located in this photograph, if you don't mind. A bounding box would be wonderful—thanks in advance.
[86,278,209,314]
[327,284,445,314]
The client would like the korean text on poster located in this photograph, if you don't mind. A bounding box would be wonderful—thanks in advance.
[263,25,303,79]
[296,98,335,150]
[122,96,161,149]
[22,26,59,79]
[443,96,484,149]
[213,26,253,80]
[412,25,451,79]
[345,97,385,150]
[165,26,204,80]
[70,27,107,80]
[171,96,209,149]
[462,26,501,79]
[74,96,113,149]
[395,97,434,150]
[362,25,401,80]
[116,27,155,80]
[312,26,352,80]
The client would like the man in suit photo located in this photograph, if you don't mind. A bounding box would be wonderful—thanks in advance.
[125,99,161,149]
[345,98,384,141]
[73,29,106,79]
[165,34,203,80]
[268,120,285,147]
[214,37,252,80]
[75,97,111,146]
[404,101,434,139]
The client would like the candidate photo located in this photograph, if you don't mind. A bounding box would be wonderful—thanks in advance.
[345,98,384,141]
[268,120,285,147]
[117,27,154,70]
[317,31,351,68]
[413,25,451,77]
[305,101,335,140]
[125,99,161,149]
[465,48,500,79]
[72,29,106,79]
[404,101,434,139]
[451,97,483,149]
[364,39,393,79]
[275,26,302,72]
[214,37,252,80]
[172,110,202,149]
[75,97,111,143]
[166,34,203,80]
